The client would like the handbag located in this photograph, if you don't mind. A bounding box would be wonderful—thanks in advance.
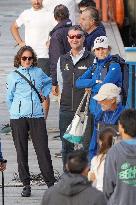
[14,70,43,103]
[63,92,90,144]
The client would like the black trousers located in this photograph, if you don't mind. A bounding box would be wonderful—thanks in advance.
[59,110,94,168]
[37,58,50,76]
[10,118,55,187]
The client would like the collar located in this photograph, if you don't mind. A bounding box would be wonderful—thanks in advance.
[96,54,112,64]
[123,139,136,145]
[70,47,85,58]
[50,19,72,36]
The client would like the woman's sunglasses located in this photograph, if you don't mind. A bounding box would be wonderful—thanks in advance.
[21,56,33,61]
[68,34,83,39]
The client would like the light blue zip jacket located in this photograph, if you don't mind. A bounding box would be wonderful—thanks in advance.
[7,66,52,119]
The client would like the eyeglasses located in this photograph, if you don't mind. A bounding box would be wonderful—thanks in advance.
[68,34,83,39]
[21,56,33,61]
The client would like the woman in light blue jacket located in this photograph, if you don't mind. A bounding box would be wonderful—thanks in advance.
[7,46,55,197]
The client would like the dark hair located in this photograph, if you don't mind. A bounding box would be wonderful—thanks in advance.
[119,109,136,138]
[83,7,100,25]
[54,4,69,21]
[14,46,37,68]
[97,127,116,169]
[68,25,85,36]
[66,150,88,174]
[78,0,96,9]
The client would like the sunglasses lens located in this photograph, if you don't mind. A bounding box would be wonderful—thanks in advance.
[76,34,83,39]
[68,34,83,39]
[21,56,33,61]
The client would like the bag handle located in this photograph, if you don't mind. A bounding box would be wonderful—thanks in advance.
[15,70,43,103]
[76,92,90,115]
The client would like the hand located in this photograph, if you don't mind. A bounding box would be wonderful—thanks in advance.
[0,162,6,172]
[52,85,59,96]
[88,170,96,182]
[85,88,91,94]
[18,41,25,48]
[96,80,102,84]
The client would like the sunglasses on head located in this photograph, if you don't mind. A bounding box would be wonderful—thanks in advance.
[21,56,33,61]
[68,34,83,39]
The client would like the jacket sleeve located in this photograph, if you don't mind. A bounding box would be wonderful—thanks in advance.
[6,73,16,109]
[57,58,63,94]
[49,34,65,86]
[92,63,122,93]
[76,67,96,89]
[103,149,117,200]
[41,72,52,97]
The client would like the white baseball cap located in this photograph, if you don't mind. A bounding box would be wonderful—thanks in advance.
[92,36,109,50]
[93,83,121,101]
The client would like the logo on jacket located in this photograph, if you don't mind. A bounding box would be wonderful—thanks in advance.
[118,162,136,186]
[64,64,69,71]
[78,66,87,70]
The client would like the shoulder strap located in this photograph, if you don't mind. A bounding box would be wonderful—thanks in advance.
[14,70,43,103]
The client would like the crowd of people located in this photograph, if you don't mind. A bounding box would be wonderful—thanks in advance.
[0,0,136,205]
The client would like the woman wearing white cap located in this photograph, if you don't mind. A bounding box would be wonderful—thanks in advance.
[89,83,124,160]
[76,36,122,116]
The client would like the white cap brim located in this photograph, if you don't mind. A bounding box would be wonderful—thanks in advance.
[93,94,107,101]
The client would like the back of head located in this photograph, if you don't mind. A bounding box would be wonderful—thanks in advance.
[78,0,96,9]
[98,127,116,155]
[66,150,88,174]
[119,109,136,138]
[54,4,69,22]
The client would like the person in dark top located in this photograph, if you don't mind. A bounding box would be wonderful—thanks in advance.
[49,4,72,95]
[57,25,94,168]
[41,150,107,205]
[79,6,106,51]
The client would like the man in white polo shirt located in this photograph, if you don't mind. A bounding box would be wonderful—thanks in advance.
[10,0,55,76]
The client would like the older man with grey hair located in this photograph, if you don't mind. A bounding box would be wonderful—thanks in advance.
[89,83,125,160]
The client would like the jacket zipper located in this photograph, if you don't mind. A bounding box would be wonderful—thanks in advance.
[72,72,74,111]
[27,70,33,117]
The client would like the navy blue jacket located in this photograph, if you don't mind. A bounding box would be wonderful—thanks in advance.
[84,23,106,51]
[49,19,72,86]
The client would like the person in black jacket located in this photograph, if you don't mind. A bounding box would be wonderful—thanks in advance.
[41,150,107,205]
[57,25,94,169]
[49,4,72,95]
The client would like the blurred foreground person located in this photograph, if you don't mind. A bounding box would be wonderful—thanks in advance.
[103,109,136,205]
[41,150,107,205]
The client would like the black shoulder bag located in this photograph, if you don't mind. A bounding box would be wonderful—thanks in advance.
[14,70,43,103]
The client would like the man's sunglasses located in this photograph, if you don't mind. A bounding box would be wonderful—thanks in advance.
[68,34,83,39]
[21,56,33,61]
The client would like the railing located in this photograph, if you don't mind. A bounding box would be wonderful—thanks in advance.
[125,47,136,109]
[96,0,124,27]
